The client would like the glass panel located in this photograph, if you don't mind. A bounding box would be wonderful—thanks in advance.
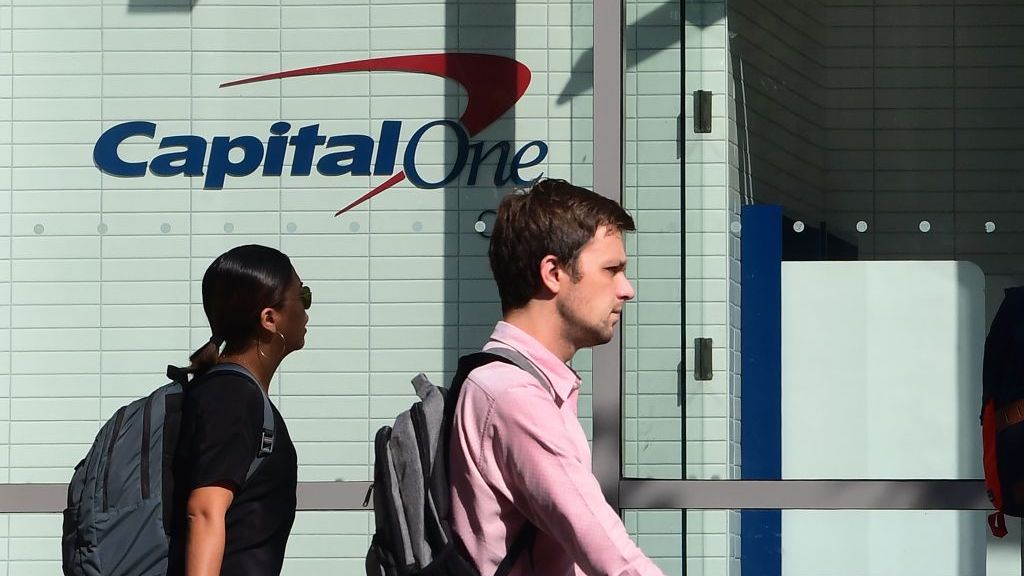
[667,0,1024,479]
[625,509,686,576]
[628,508,1022,576]
[623,0,686,479]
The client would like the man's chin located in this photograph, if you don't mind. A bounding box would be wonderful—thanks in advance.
[593,327,615,346]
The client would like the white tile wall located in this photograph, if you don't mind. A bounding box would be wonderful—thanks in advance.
[1,0,10,507]
[623,0,684,480]
[0,0,678,571]
[622,0,688,572]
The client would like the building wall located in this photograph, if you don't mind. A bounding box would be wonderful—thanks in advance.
[0,0,690,574]
[622,0,686,573]
[683,1,740,575]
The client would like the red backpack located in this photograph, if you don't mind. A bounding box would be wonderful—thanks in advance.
[982,286,1024,537]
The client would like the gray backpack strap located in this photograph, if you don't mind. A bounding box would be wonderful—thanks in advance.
[206,363,275,483]
[485,346,556,401]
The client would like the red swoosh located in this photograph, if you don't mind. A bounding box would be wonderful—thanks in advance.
[332,172,406,217]
[221,53,531,215]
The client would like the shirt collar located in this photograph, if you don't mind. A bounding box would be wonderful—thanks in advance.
[485,321,581,402]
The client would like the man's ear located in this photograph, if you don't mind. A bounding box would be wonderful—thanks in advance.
[538,254,564,295]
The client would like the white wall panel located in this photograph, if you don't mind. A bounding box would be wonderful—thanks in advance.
[0,0,675,570]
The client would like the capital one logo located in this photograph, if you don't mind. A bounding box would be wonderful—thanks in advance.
[93,53,547,215]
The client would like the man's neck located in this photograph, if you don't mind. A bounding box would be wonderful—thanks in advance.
[503,304,577,363]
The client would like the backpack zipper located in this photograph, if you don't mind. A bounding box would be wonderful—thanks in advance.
[409,403,432,484]
[102,406,127,512]
[373,425,405,556]
[140,394,153,500]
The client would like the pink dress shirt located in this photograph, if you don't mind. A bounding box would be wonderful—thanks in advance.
[450,322,665,576]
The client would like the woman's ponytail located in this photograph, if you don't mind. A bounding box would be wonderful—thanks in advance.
[167,335,223,383]
[189,335,224,376]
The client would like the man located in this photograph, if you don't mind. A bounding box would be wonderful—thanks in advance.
[450,179,664,575]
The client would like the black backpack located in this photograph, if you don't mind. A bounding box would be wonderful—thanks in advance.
[982,286,1024,537]
[365,348,554,576]
[61,363,275,576]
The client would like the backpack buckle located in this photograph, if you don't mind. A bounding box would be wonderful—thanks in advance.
[259,428,274,457]
[989,511,1008,538]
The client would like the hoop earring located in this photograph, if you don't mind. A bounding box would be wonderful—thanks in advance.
[277,332,288,356]
[257,337,267,360]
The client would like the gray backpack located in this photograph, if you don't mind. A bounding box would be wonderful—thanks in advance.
[61,363,275,576]
[365,348,553,576]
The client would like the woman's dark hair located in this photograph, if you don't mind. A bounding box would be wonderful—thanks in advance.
[488,178,635,313]
[184,244,295,376]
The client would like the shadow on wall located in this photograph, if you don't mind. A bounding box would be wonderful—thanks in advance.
[443,0,518,366]
[558,0,705,104]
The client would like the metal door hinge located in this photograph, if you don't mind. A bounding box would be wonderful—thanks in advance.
[695,337,713,381]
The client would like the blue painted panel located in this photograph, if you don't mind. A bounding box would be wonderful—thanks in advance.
[740,204,782,576]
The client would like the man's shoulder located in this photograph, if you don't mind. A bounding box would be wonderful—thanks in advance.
[464,359,550,406]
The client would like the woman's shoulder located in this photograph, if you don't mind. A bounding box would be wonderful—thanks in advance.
[188,367,264,406]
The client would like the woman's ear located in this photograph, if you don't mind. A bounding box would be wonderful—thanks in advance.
[258,306,279,335]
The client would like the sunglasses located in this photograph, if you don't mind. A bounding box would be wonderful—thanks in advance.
[275,285,312,310]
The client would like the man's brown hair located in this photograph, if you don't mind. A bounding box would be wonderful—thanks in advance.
[488,178,636,313]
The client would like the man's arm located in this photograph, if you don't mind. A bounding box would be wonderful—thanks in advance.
[488,385,665,576]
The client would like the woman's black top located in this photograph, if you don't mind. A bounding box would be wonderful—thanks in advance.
[168,368,297,576]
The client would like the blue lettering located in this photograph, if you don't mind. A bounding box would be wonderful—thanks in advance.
[94,121,156,177]
[509,140,548,185]
[317,135,374,176]
[289,124,325,176]
[205,136,264,189]
[403,120,467,189]
[93,119,549,192]
[466,141,511,186]
[150,135,207,177]
[373,121,401,176]
[264,121,291,176]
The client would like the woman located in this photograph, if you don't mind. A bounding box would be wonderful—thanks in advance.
[168,244,310,576]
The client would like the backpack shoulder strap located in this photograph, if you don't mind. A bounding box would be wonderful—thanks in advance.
[483,346,556,400]
[449,347,551,575]
[448,348,554,407]
[204,363,275,483]
[444,352,513,424]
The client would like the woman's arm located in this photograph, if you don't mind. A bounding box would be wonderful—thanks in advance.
[185,483,235,576]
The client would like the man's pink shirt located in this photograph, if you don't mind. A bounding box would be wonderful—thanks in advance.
[450,322,665,576]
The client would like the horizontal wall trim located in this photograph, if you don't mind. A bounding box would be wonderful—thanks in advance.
[0,480,991,513]
[0,482,376,513]
[619,480,991,510]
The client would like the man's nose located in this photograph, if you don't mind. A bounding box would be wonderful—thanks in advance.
[619,275,635,301]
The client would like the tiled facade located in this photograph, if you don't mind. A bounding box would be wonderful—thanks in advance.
[0,0,688,574]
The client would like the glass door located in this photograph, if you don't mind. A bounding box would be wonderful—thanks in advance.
[607,1,1022,575]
